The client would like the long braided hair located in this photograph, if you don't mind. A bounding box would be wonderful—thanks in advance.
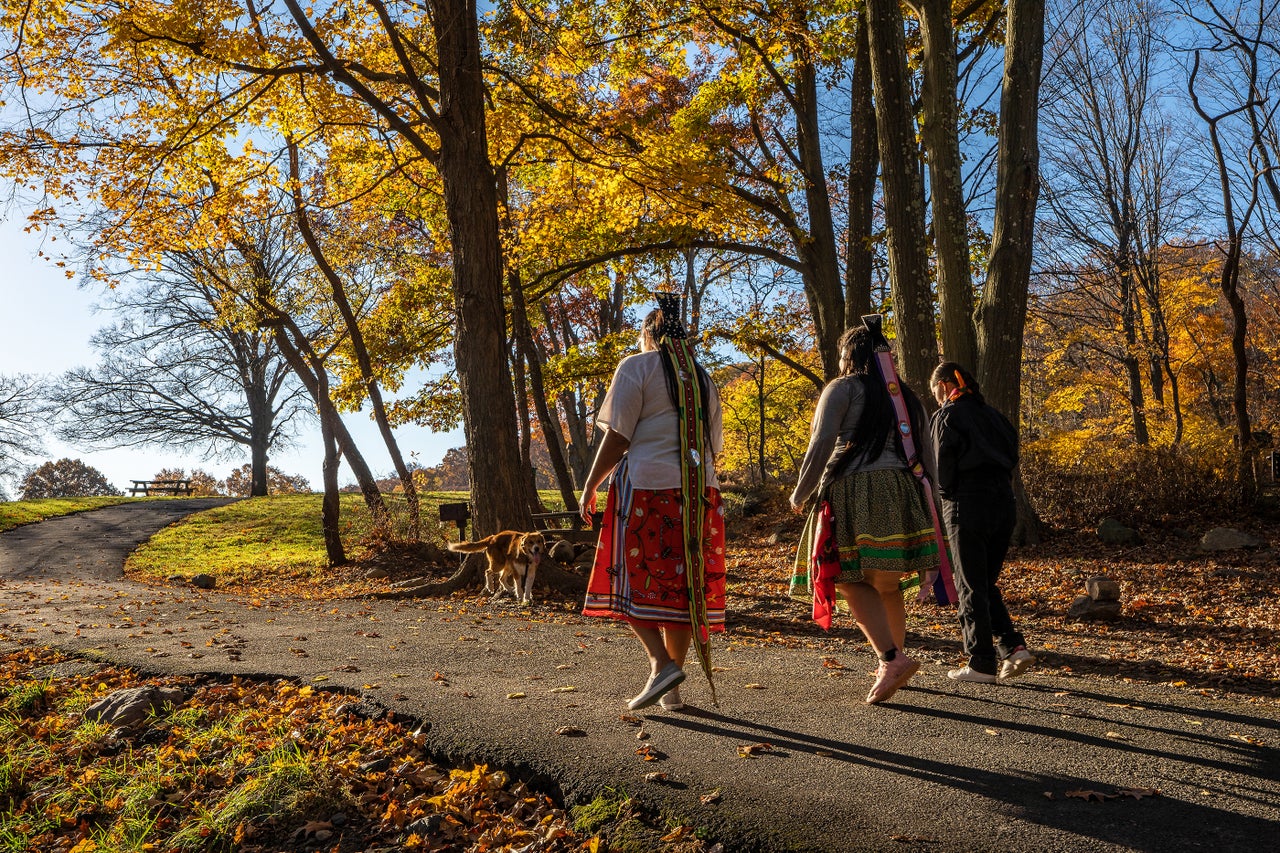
[838,325,926,462]
[642,307,713,441]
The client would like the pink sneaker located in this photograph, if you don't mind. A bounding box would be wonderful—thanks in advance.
[866,654,921,704]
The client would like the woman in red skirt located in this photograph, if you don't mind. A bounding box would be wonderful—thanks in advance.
[580,296,726,711]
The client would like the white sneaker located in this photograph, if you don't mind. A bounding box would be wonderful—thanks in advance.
[999,648,1036,680]
[659,687,685,711]
[947,666,998,684]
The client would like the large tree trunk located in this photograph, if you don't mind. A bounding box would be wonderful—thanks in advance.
[867,0,939,393]
[918,0,978,368]
[846,10,878,328]
[434,0,531,548]
[976,0,1044,422]
[976,0,1045,544]
[793,40,846,378]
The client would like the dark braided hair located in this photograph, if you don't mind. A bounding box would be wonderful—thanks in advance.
[643,308,713,442]
[839,325,926,463]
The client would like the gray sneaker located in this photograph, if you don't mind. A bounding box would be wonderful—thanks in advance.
[627,662,686,710]
[999,648,1036,680]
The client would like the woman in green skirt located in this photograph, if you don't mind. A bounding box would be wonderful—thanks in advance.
[789,324,942,704]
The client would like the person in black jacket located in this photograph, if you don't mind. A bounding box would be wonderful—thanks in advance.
[930,362,1034,683]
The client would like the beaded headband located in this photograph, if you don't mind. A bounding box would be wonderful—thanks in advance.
[655,292,686,339]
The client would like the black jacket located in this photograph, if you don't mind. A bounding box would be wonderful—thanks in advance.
[930,394,1018,500]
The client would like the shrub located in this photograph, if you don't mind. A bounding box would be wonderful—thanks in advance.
[1021,440,1240,530]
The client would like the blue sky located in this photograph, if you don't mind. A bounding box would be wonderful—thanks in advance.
[0,207,463,496]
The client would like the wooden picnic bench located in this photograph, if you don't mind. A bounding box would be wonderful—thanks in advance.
[129,479,193,496]
[438,502,602,544]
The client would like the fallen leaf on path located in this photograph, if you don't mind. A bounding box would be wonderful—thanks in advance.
[551,686,577,693]
[643,771,668,783]
[743,683,766,689]
[1117,787,1160,799]
[619,714,641,726]
[1229,733,1265,746]
[506,692,526,700]
[737,742,773,758]
[1065,789,1118,802]
[1105,731,1125,740]
[984,728,1000,736]
[555,726,586,737]
[700,789,722,804]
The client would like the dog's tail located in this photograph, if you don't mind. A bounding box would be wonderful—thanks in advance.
[447,537,493,554]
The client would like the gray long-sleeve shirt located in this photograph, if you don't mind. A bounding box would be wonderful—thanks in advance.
[789,375,936,509]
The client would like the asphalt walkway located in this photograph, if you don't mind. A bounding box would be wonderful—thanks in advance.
[1,500,1277,852]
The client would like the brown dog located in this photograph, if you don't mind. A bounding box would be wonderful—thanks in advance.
[447,530,546,604]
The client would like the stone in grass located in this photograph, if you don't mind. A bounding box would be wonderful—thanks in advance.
[189,573,216,589]
[365,567,390,580]
[1199,527,1266,552]
[84,686,187,729]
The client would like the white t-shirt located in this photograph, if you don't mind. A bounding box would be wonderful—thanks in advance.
[596,351,723,490]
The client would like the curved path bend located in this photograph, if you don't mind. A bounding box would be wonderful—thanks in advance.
[1,500,1278,853]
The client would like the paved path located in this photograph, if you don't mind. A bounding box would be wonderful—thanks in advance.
[2,501,1278,852]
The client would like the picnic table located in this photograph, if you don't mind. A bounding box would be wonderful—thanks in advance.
[129,480,193,497]
[438,502,602,544]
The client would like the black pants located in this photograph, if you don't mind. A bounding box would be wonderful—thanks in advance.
[943,487,1024,674]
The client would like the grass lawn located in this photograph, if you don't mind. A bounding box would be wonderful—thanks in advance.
[124,492,479,599]
[0,496,141,532]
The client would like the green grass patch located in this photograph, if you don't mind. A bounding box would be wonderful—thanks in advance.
[124,490,571,582]
[0,496,141,532]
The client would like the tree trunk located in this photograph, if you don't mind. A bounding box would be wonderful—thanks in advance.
[976,0,1044,424]
[287,142,421,535]
[1190,51,1258,507]
[433,0,531,547]
[1119,262,1150,445]
[846,10,878,328]
[976,0,1045,543]
[269,317,388,524]
[318,402,347,566]
[793,42,846,378]
[918,0,978,368]
[500,166,579,512]
[866,0,940,393]
[245,370,271,497]
[271,324,348,565]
